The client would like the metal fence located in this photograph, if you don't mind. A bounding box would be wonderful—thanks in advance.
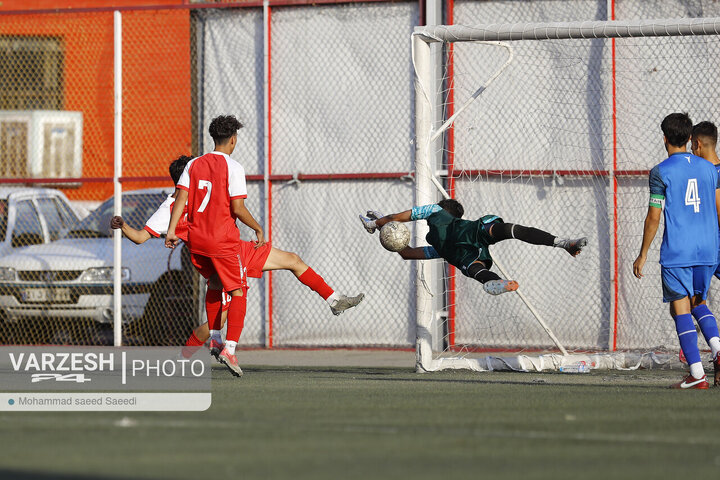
[0,1,419,348]
[0,0,717,352]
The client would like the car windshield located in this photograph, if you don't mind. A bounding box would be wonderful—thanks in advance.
[66,192,168,239]
[0,199,7,242]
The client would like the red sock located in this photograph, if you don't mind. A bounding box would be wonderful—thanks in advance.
[181,332,204,358]
[225,292,247,343]
[185,331,203,347]
[206,289,223,331]
[298,268,334,300]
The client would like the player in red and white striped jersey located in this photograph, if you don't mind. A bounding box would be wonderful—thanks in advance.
[166,115,363,376]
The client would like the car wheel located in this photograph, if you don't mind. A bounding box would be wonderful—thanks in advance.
[136,271,196,346]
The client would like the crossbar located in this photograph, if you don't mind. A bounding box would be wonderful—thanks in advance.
[415,17,720,43]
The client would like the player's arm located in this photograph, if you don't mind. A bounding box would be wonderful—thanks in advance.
[110,216,151,245]
[225,160,265,246]
[375,210,413,229]
[633,166,664,279]
[398,245,439,261]
[633,206,661,278]
[230,197,265,247]
[361,205,438,234]
[166,188,188,249]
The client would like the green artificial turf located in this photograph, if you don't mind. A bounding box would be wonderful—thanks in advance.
[1,366,718,480]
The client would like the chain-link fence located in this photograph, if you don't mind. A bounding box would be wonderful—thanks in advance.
[0,8,194,346]
[0,1,419,348]
[2,0,718,353]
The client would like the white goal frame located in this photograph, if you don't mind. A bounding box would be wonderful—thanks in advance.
[412,17,720,373]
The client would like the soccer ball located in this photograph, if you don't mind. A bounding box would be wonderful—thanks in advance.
[379,221,410,252]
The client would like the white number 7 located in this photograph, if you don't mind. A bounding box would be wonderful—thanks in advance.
[197,180,212,213]
[685,178,700,213]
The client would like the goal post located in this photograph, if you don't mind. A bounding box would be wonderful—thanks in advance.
[413,17,720,373]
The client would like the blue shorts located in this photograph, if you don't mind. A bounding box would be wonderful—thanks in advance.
[714,262,720,280]
[661,265,714,303]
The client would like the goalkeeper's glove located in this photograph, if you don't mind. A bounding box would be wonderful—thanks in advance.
[359,214,378,234]
[366,210,384,221]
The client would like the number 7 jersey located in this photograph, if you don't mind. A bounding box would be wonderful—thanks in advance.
[176,151,248,257]
[649,152,720,267]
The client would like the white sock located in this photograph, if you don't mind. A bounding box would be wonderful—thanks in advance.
[689,362,705,379]
[225,340,237,355]
[326,292,339,305]
[709,337,720,358]
[210,330,222,343]
[552,237,564,247]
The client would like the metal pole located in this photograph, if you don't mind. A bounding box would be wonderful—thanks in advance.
[413,32,436,371]
[263,0,273,348]
[113,10,123,347]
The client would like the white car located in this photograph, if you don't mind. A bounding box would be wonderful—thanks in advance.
[0,186,79,253]
[0,189,193,335]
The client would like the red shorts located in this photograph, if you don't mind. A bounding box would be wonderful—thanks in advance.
[190,242,271,292]
[191,253,247,292]
[211,289,241,312]
[239,241,272,278]
[221,290,232,312]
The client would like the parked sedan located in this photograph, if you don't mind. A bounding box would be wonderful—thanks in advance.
[0,188,195,345]
[0,186,80,254]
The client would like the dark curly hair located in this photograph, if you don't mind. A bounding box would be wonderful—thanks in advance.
[209,115,243,145]
[438,198,464,218]
[169,155,192,185]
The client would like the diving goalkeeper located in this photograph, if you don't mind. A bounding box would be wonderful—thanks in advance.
[359,199,587,295]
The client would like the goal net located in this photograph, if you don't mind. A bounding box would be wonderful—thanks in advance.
[412,18,720,372]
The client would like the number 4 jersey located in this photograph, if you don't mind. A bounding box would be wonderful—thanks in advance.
[177,151,248,257]
[649,152,720,268]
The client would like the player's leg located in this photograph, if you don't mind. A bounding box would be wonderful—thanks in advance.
[488,222,587,257]
[664,266,709,389]
[670,296,706,387]
[211,256,249,377]
[181,325,205,359]
[182,292,230,359]
[690,299,720,385]
[690,266,720,385]
[261,247,364,315]
[184,254,224,359]
[669,303,688,365]
[217,287,247,377]
[465,261,518,295]
[205,274,225,359]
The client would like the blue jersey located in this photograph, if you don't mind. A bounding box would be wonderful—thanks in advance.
[715,162,720,264]
[649,152,720,267]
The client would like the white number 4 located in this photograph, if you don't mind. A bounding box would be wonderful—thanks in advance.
[685,178,701,213]
[197,180,212,213]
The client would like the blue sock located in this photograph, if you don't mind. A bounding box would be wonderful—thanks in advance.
[691,304,720,344]
[675,313,701,365]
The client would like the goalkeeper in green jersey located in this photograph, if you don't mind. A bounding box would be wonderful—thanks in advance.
[359,199,587,295]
